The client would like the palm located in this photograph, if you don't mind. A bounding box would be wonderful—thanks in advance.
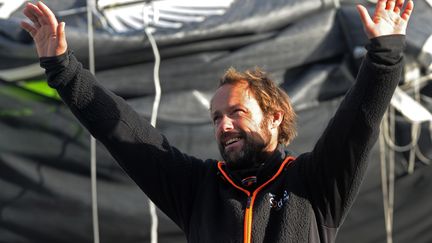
[357,0,414,39]
[372,8,406,36]
[33,25,60,57]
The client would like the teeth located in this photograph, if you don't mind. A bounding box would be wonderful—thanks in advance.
[225,138,240,146]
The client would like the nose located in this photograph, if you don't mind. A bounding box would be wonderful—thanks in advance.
[216,116,234,135]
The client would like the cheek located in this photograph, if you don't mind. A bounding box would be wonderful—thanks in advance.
[214,124,225,143]
[259,117,271,130]
[213,126,220,140]
[243,117,263,132]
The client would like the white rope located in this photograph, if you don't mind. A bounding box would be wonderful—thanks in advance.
[408,71,421,173]
[86,1,100,243]
[378,58,432,243]
[405,114,420,174]
[415,145,432,164]
[381,75,432,158]
[417,121,432,164]
[380,110,394,243]
[143,4,161,243]
[388,108,395,233]
[382,109,420,152]
[379,119,392,243]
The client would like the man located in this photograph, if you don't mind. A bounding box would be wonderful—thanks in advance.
[21,0,413,242]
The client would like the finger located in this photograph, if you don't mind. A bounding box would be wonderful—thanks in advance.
[357,5,374,29]
[401,0,414,21]
[22,3,43,28]
[37,1,58,26]
[394,0,404,14]
[386,0,396,10]
[56,22,68,55]
[374,0,387,16]
[20,21,37,38]
[23,2,44,17]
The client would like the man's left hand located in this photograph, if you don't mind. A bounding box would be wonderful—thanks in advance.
[357,0,414,39]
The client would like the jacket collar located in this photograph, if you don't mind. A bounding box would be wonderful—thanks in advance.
[222,144,292,191]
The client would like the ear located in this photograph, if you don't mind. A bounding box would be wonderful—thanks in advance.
[270,111,283,130]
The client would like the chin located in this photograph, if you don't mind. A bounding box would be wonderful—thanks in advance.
[224,151,253,170]
[224,151,242,164]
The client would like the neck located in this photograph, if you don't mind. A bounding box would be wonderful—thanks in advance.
[227,144,287,189]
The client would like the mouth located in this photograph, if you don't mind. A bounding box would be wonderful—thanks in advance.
[225,137,240,146]
[223,136,243,150]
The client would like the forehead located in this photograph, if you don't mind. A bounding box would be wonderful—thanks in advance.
[210,82,258,113]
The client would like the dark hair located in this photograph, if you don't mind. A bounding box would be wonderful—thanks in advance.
[218,67,297,145]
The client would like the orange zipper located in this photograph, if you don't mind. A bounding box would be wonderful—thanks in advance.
[217,156,294,243]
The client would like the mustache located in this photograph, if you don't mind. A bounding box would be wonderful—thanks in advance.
[219,130,246,146]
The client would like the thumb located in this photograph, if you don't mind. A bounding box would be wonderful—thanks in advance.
[356,4,374,38]
[56,22,68,56]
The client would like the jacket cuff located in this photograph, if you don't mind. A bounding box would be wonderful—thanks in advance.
[366,34,405,66]
[39,50,76,88]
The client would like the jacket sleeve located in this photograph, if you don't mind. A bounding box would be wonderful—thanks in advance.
[299,35,405,229]
[40,51,208,232]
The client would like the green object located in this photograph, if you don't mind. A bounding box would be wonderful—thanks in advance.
[0,108,33,117]
[0,81,61,118]
[19,80,61,100]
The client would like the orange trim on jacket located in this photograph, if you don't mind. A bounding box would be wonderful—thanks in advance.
[217,156,295,243]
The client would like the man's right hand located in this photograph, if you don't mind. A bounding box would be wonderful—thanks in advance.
[20,1,67,57]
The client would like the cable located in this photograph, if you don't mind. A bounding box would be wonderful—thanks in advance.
[381,111,420,152]
[415,145,432,164]
[379,120,392,243]
[143,3,161,243]
[380,112,395,243]
[379,60,432,243]
[407,123,419,174]
[86,1,100,243]
[388,108,395,238]
[145,8,162,127]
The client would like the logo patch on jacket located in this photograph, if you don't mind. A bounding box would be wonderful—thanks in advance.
[268,190,289,211]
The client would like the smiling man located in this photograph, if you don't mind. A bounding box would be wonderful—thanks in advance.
[211,68,296,171]
[21,0,413,242]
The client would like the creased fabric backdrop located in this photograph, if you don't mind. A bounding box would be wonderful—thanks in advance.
[0,0,431,242]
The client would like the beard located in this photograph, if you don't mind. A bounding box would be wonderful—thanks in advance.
[218,119,272,170]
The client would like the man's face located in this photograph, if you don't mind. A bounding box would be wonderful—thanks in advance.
[210,82,277,169]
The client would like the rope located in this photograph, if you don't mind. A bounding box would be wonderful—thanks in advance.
[415,121,432,164]
[380,110,394,243]
[86,1,100,243]
[379,57,432,243]
[382,73,432,160]
[143,3,161,243]
[382,109,420,152]
[388,108,395,236]
[408,70,422,173]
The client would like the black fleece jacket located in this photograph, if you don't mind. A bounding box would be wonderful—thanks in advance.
[40,35,405,243]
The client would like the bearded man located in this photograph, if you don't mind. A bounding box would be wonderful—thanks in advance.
[21,0,413,242]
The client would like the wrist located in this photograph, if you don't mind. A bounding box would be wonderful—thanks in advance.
[366,35,405,65]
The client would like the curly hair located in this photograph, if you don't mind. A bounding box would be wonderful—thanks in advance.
[217,67,297,145]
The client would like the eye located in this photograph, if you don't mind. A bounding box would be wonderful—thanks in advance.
[232,108,245,116]
[212,115,221,124]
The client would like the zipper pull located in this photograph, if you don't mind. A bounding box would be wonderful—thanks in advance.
[246,196,252,208]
